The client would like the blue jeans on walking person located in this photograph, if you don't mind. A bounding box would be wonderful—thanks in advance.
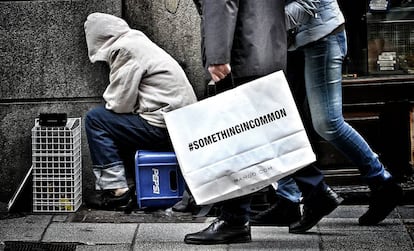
[302,30,391,187]
[276,177,302,203]
[85,105,170,190]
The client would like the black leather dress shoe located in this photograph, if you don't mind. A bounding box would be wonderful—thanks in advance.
[359,179,403,226]
[250,195,301,226]
[184,218,251,245]
[289,186,343,234]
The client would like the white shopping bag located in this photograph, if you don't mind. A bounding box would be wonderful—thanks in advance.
[163,71,315,205]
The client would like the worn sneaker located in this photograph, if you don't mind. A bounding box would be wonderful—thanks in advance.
[250,195,301,226]
[359,180,403,226]
[86,188,133,211]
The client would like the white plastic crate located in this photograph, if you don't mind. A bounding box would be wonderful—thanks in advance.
[31,117,82,212]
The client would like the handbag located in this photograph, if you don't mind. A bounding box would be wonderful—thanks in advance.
[163,70,316,205]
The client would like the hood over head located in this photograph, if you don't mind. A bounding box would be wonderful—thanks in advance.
[84,12,130,62]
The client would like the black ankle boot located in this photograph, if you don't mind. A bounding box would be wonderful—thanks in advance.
[359,179,403,226]
[289,187,343,234]
[250,195,301,226]
[184,218,251,245]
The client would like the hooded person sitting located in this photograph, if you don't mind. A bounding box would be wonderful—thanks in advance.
[83,12,197,210]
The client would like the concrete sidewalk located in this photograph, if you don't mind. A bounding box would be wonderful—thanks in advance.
[1,205,413,251]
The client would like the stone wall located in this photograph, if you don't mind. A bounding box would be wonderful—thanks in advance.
[0,0,203,211]
[124,0,204,96]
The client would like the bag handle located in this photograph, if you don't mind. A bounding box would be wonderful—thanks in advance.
[206,73,235,97]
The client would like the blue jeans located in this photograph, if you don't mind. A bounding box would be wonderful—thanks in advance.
[276,177,301,203]
[302,31,391,186]
[85,106,170,190]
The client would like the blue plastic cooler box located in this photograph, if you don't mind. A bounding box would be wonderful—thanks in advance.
[135,150,185,208]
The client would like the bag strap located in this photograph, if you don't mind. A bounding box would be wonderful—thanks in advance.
[206,74,235,97]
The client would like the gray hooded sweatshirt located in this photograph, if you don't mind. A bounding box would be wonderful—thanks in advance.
[84,12,197,128]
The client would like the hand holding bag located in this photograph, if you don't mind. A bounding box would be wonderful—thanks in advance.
[163,70,316,205]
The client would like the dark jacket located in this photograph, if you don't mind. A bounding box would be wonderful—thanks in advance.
[195,0,287,79]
